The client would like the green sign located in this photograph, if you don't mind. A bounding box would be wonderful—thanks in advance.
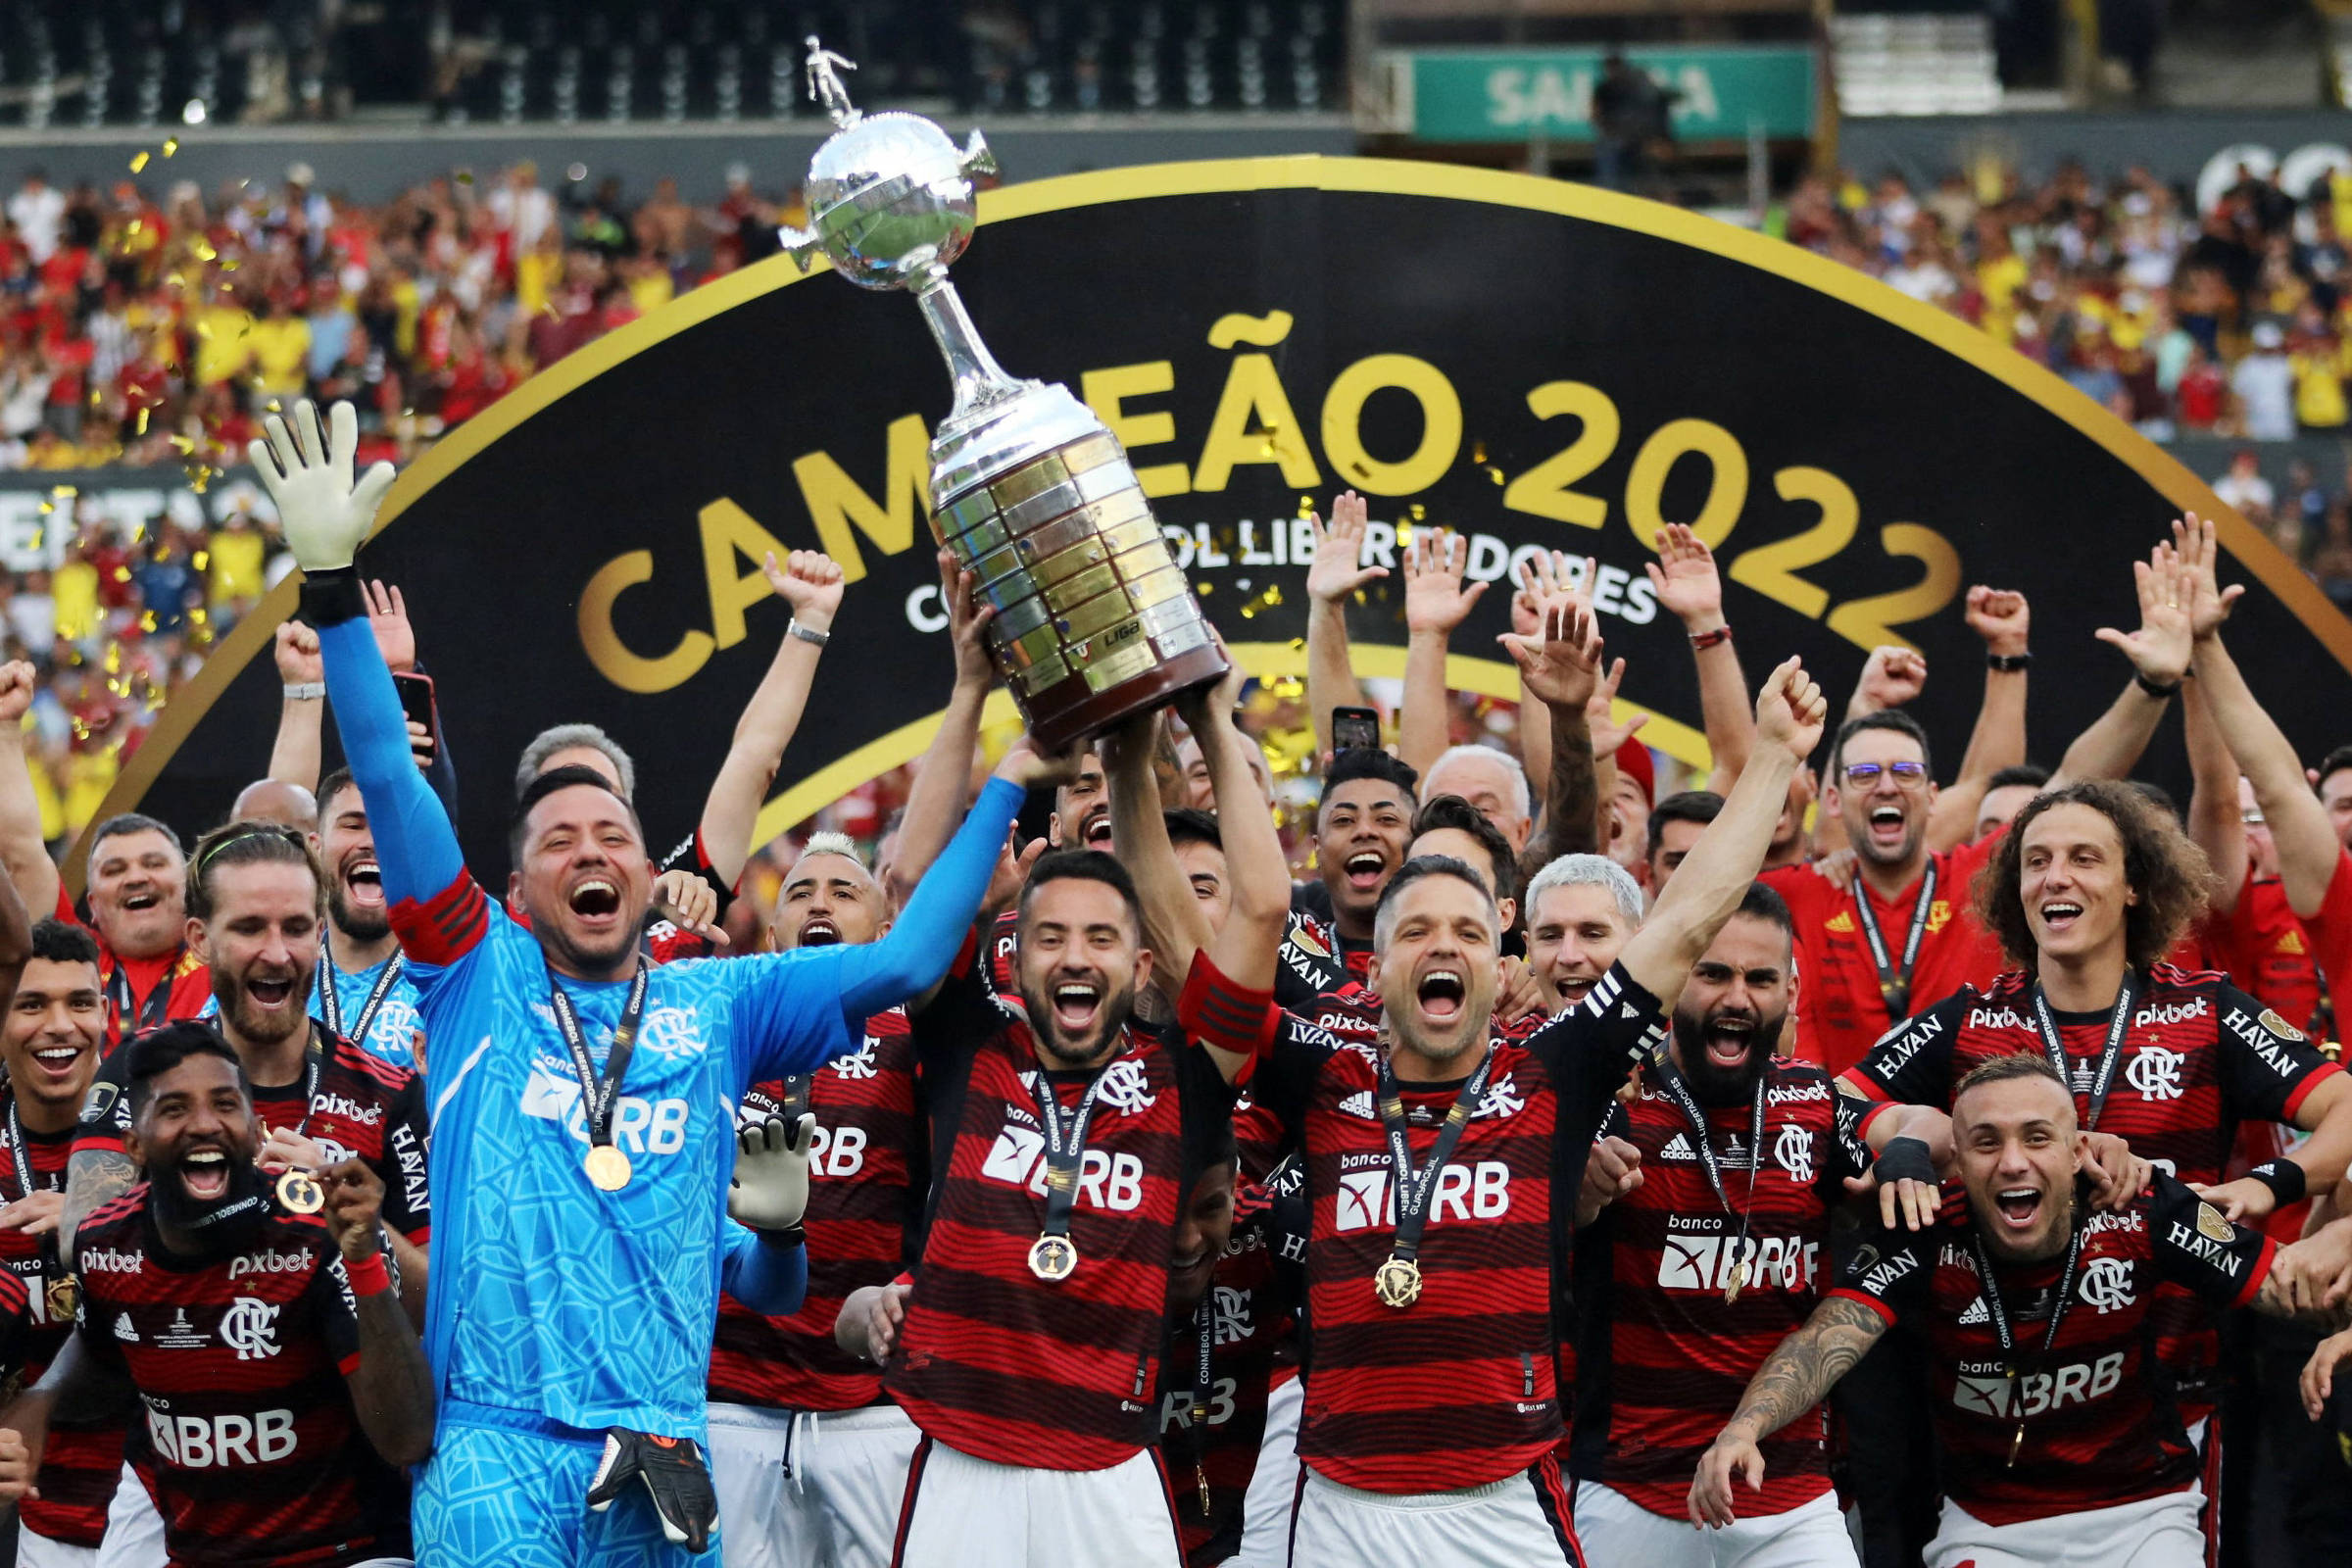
[1390,47,1817,144]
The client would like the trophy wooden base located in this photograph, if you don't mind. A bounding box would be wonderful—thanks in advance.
[1024,642,1232,752]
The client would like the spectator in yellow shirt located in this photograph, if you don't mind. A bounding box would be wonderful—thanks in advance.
[192,300,257,386]
[247,297,313,400]
[207,507,269,615]
[51,547,98,646]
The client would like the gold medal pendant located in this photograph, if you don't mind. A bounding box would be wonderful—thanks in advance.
[275,1170,325,1215]
[2007,1420,2026,1468]
[1373,1255,1423,1309]
[1028,1234,1078,1281]
[45,1274,78,1322]
[1723,1258,1751,1305]
[584,1144,633,1192]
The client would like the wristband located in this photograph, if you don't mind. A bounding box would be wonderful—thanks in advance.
[282,682,325,701]
[786,619,831,648]
[2246,1158,2307,1207]
[1873,1135,1938,1188]
[1985,653,2032,672]
[343,1250,392,1296]
[763,1222,806,1250]
[298,566,368,628]
[1689,624,1733,651]
[2133,669,2182,700]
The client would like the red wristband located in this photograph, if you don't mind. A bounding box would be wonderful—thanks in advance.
[1690,624,1733,651]
[343,1250,392,1297]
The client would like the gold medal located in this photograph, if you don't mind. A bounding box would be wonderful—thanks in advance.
[1373,1255,1423,1309]
[1197,1463,1212,1516]
[585,1144,633,1192]
[275,1170,325,1215]
[1028,1234,1078,1281]
[45,1274,77,1322]
[2007,1419,2026,1468]
[1724,1258,1751,1305]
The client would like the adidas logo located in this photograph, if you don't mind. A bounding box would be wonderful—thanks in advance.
[1958,1297,1989,1326]
[1660,1133,1698,1161]
[1620,1003,1642,1021]
[1337,1090,1376,1120]
[114,1312,138,1343]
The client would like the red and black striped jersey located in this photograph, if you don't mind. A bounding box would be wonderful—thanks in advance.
[886,956,1241,1470]
[1155,1178,1302,1567]
[75,1025,432,1245]
[0,1104,122,1547]
[1830,1173,2273,1527]
[710,1005,923,1411]
[1568,1059,1869,1516]
[1840,965,2341,1193]
[56,886,212,1044]
[1250,962,1668,1494]
[1274,909,1379,1030]
[73,1190,410,1566]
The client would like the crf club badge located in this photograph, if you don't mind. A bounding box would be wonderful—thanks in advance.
[92,159,2352,881]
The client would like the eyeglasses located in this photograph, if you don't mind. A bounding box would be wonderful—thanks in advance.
[1841,761,1929,790]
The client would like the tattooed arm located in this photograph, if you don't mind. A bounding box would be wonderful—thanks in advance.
[1689,1295,1888,1528]
[59,1147,137,1260]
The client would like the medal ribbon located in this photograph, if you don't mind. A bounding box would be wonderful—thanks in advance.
[1187,1296,1216,1516]
[253,1026,325,1143]
[1653,1054,1768,1253]
[2027,971,2139,1133]
[106,949,181,1038]
[318,946,404,1048]
[1027,1058,1116,1250]
[548,961,651,1154]
[1966,1218,2087,1464]
[1374,1047,1495,1269]
[2,1100,57,1200]
[1851,862,1936,1022]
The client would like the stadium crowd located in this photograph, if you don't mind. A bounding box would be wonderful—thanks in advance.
[0,390,2333,1568]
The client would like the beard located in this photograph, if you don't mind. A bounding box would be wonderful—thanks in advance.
[1018,974,1137,1065]
[1671,1004,1786,1106]
[327,879,391,944]
[148,1146,270,1250]
[218,964,316,1048]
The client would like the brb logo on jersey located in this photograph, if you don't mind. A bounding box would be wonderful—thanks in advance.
[1953,1351,2124,1418]
[522,1060,691,1157]
[145,1401,298,1469]
[980,1122,1146,1212]
[1658,1215,1820,1294]
[1333,1163,1511,1231]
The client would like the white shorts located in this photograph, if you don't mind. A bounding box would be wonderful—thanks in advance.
[17,1527,99,1568]
[1573,1478,1858,1568]
[93,1463,165,1568]
[1289,1460,1580,1567]
[893,1438,1181,1568]
[1926,1488,2206,1568]
[1229,1370,1301,1568]
[708,1400,918,1568]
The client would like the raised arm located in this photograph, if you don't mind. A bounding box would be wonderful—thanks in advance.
[0,664,61,923]
[1621,660,1825,1005]
[885,553,997,905]
[1303,492,1385,760]
[267,621,326,791]
[1926,587,2031,852]
[1690,1294,1889,1528]
[2049,542,2194,787]
[2181,674,2247,910]
[1396,527,1486,779]
[1646,524,1754,791]
[1102,713,1209,997]
[698,551,843,889]
[1180,661,1289,995]
[1499,590,1606,878]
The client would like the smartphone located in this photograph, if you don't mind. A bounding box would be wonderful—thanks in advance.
[392,671,437,766]
[1331,705,1381,754]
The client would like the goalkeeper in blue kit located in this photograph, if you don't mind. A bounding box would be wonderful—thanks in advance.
[254,401,1060,1566]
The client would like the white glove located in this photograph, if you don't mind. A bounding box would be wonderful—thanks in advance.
[247,399,396,572]
[727,1112,815,1231]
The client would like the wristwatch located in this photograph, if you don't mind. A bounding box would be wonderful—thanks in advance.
[786,619,831,648]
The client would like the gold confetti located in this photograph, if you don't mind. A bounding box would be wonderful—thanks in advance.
[139,612,157,632]
[219,259,237,272]
[1487,466,1504,485]
[162,137,179,157]
[191,550,209,570]
[129,151,149,172]
[191,238,216,262]
[1471,440,1487,464]
[169,434,195,453]
[1409,503,1426,520]
[126,219,143,237]
[134,407,150,435]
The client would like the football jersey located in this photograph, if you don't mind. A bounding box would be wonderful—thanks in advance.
[1250,962,1668,1494]
[309,952,424,1071]
[1762,833,2007,1075]
[0,1106,116,1548]
[1155,1176,1302,1568]
[74,1190,409,1566]
[1569,1059,1869,1517]
[2293,848,2352,1032]
[886,956,1240,1470]
[2198,871,2326,1040]
[1829,1174,2273,1527]
[57,884,211,1044]
[76,1026,431,1245]
[709,1006,922,1412]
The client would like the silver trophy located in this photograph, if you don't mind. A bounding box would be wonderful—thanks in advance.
[778,39,1229,750]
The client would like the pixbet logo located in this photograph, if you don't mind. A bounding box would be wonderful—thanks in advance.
[227,1248,315,1283]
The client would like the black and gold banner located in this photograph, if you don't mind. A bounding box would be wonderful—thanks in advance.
[97,158,2352,880]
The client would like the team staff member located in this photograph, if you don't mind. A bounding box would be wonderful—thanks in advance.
[0,1025,435,1567]
[1229,612,1828,1563]
[264,397,1033,1565]
[0,663,210,1041]
[706,834,923,1568]
[2,919,125,1567]
[307,769,429,1070]
[1696,1054,2352,1567]
[1568,883,1867,1567]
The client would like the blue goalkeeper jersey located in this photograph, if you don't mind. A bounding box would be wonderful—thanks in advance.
[312,572,1024,1444]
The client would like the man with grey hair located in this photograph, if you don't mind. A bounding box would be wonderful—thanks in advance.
[1523,852,1646,1014]
[514,722,638,802]
[1423,743,1533,855]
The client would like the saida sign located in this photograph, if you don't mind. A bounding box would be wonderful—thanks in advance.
[1376,46,1820,144]
[92,157,2350,880]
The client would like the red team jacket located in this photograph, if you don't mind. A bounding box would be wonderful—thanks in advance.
[54,886,211,1044]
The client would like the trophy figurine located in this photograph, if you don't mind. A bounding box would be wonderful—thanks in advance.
[778,39,1230,750]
